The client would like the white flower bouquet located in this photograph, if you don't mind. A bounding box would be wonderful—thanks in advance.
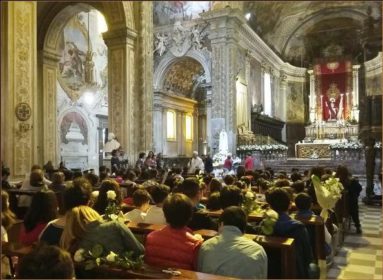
[74,244,144,271]
[311,175,344,220]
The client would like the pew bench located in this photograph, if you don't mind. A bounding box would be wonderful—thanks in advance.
[126,221,296,279]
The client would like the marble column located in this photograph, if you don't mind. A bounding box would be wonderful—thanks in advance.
[280,73,288,142]
[103,28,138,162]
[307,69,316,123]
[202,8,245,154]
[205,88,213,153]
[352,65,360,121]
[138,1,154,153]
[245,53,252,129]
[2,2,37,178]
[41,51,61,165]
[152,95,163,154]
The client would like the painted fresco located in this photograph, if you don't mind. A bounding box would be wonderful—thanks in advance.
[58,10,108,103]
[154,1,212,26]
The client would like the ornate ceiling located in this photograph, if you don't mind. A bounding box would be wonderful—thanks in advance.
[244,1,382,67]
[163,57,204,98]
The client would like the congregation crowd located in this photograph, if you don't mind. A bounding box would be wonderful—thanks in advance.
[1,150,372,279]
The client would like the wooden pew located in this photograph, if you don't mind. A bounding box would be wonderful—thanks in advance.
[126,222,296,279]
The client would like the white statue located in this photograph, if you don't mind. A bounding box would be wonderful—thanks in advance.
[153,33,167,56]
[219,129,229,154]
[104,132,120,154]
[192,26,202,49]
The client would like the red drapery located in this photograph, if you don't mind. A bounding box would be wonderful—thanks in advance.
[314,60,352,121]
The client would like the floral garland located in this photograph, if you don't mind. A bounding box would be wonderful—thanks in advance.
[242,191,259,215]
[329,141,363,150]
[74,244,144,271]
[237,144,288,151]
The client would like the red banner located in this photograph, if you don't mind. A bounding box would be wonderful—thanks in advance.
[314,61,352,121]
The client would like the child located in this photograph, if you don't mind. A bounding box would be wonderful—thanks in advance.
[124,189,151,223]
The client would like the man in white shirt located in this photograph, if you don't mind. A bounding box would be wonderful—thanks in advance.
[188,151,204,174]
[124,189,151,223]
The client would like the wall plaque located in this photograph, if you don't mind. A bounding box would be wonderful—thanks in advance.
[15,102,32,121]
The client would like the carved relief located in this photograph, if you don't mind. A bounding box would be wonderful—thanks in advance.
[110,48,124,141]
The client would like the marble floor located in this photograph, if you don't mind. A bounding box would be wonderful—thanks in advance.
[327,202,382,279]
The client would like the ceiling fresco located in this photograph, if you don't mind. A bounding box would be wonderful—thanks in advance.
[163,58,205,98]
[243,1,382,67]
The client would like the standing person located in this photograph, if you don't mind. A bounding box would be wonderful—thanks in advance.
[188,151,204,174]
[223,155,233,172]
[336,165,362,234]
[156,153,164,170]
[145,151,157,169]
[111,149,121,175]
[244,154,254,171]
[204,154,213,174]
[136,152,146,170]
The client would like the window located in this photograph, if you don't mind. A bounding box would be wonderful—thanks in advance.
[166,111,176,140]
[264,72,272,116]
[185,115,193,141]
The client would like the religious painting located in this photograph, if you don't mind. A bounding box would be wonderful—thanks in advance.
[163,58,204,98]
[58,10,108,103]
[314,60,352,121]
[154,1,212,26]
[286,81,305,123]
[60,112,88,145]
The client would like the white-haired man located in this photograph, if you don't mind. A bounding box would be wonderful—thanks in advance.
[188,151,204,174]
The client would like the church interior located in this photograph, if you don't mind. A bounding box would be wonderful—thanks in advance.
[1,1,382,279]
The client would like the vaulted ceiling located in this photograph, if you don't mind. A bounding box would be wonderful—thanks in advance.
[244,1,382,67]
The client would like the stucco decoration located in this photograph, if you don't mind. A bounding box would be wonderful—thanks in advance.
[58,10,108,104]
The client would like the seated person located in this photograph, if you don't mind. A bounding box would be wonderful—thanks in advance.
[49,172,66,193]
[145,184,170,224]
[60,206,144,256]
[124,189,151,223]
[93,180,122,215]
[220,185,243,209]
[198,206,267,279]
[20,191,58,246]
[206,192,221,211]
[295,193,333,257]
[145,193,203,270]
[176,178,217,230]
[291,180,305,194]
[208,178,222,194]
[17,244,75,279]
[266,188,318,279]
[39,178,92,246]
[2,167,13,190]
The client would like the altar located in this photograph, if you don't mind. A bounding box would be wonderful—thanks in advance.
[296,56,361,158]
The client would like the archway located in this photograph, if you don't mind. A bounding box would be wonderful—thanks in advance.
[153,56,211,158]
[39,2,140,168]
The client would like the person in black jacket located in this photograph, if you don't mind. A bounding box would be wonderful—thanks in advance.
[336,165,362,234]
[204,154,214,174]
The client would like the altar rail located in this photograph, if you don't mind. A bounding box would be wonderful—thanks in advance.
[237,149,288,161]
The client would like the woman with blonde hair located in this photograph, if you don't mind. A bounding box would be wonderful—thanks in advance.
[60,205,144,257]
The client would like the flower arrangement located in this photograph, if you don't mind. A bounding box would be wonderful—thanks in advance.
[237,144,288,151]
[311,174,344,220]
[329,141,363,150]
[104,190,121,221]
[259,209,279,236]
[74,244,144,271]
[242,191,259,215]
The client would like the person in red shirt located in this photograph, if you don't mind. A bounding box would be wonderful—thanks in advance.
[144,193,203,270]
[244,154,254,171]
[223,155,233,171]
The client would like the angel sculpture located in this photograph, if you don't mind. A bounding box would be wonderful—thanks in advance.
[192,26,203,49]
[153,33,168,56]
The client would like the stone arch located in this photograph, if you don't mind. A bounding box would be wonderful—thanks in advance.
[281,9,367,58]
[153,50,212,91]
[40,2,137,164]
